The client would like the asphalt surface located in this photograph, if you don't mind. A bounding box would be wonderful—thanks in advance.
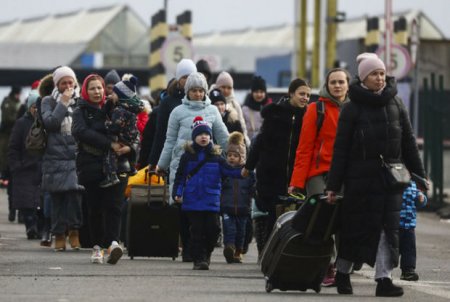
[1,189,449,302]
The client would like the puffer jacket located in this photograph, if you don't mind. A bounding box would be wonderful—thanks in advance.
[220,169,255,216]
[157,96,229,192]
[245,96,306,210]
[173,142,241,212]
[326,77,426,267]
[290,88,347,189]
[7,112,42,209]
[40,95,84,192]
[72,98,139,185]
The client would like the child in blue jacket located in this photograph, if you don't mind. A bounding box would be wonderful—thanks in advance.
[220,132,255,264]
[399,180,427,281]
[173,116,242,270]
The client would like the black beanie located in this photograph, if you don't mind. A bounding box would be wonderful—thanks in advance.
[209,88,226,105]
[251,76,267,92]
[196,59,212,83]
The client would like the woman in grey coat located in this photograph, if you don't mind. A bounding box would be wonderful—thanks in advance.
[41,66,84,251]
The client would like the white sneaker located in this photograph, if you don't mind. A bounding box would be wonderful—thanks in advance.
[105,241,123,265]
[91,245,104,264]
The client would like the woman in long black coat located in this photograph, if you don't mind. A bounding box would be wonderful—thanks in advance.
[326,53,426,297]
[7,91,42,239]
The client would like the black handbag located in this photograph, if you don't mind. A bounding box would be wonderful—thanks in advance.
[362,103,411,190]
[380,155,411,189]
[25,116,47,155]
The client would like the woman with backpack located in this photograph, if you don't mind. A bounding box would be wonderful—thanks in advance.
[289,68,351,287]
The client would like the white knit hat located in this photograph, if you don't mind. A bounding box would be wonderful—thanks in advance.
[175,59,197,80]
[53,66,77,86]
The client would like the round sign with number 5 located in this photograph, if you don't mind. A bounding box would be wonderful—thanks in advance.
[376,43,412,79]
[161,33,194,74]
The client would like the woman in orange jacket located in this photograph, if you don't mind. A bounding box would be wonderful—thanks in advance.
[289,68,350,286]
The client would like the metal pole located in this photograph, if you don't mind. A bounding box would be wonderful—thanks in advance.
[326,0,337,70]
[312,0,321,87]
[299,0,307,79]
[385,0,392,74]
[411,18,421,136]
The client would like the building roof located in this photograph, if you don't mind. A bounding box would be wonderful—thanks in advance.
[193,10,446,72]
[194,10,445,49]
[0,4,147,69]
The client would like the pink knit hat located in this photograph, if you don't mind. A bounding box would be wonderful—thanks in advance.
[357,53,386,81]
[215,71,234,88]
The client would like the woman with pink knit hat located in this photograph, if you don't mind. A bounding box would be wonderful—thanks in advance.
[214,71,249,145]
[325,53,427,297]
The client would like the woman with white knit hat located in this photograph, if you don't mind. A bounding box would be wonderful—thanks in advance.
[41,66,84,252]
[325,53,427,297]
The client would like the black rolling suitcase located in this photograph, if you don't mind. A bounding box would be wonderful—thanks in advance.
[127,171,180,260]
[260,195,340,293]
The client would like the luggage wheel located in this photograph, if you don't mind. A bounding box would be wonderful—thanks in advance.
[265,279,273,293]
[129,255,134,260]
[172,257,176,261]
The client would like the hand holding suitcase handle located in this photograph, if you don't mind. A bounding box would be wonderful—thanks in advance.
[325,190,341,204]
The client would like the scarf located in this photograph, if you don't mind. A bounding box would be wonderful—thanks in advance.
[51,87,77,135]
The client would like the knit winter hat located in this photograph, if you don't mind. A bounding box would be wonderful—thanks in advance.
[184,72,208,95]
[209,88,226,105]
[104,69,121,85]
[176,58,197,80]
[26,90,40,109]
[227,131,246,165]
[357,52,386,81]
[53,66,77,86]
[215,71,234,88]
[251,75,267,92]
[191,116,212,141]
[113,74,138,100]
[196,59,212,83]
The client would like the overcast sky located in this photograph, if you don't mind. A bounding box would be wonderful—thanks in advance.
[1,0,449,38]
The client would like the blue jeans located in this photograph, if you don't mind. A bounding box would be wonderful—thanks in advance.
[399,228,416,271]
[222,213,248,249]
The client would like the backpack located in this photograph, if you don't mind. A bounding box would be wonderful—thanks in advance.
[315,100,325,136]
[25,97,47,155]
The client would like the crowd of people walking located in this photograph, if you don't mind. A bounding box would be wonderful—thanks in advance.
[1,52,428,297]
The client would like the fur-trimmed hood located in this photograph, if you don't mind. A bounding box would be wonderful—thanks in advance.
[38,74,54,98]
[183,141,222,155]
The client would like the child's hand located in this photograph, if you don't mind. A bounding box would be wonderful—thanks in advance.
[174,196,182,203]
[418,192,425,204]
[241,168,249,178]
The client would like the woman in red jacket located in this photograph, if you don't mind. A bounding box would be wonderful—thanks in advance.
[289,68,350,286]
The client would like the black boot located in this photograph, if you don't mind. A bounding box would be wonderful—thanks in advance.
[336,271,353,294]
[375,278,404,297]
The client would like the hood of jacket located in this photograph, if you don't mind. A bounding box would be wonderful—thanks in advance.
[318,85,349,107]
[38,74,54,98]
[348,76,398,108]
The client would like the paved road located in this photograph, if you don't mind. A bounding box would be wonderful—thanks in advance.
[1,189,449,302]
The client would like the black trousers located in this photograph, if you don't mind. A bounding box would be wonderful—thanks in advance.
[399,228,417,271]
[186,211,220,263]
[84,174,128,248]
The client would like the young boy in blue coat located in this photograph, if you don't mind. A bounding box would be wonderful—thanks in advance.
[399,180,427,281]
[220,132,255,263]
[173,116,243,270]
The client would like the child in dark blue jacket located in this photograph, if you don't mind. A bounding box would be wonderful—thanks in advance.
[399,180,427,281]
[173,116,242,270]
[220,132,255,263]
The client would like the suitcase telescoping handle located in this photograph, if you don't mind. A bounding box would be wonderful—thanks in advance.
[145,169,168,206]
[303,195,342,241]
